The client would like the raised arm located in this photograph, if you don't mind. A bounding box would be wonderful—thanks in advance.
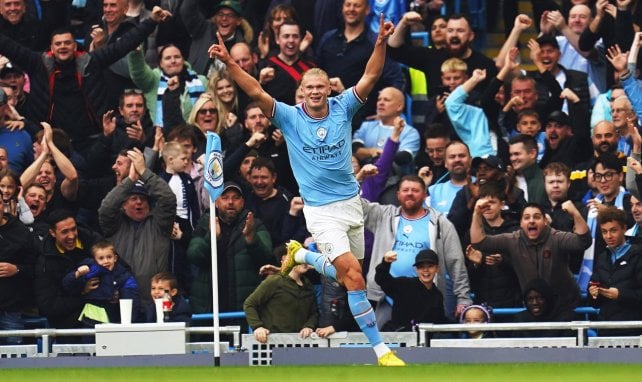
[355,14,394,101]
[208,32,274,117]
[561,200,589,235]
[387,11,421,48]
[495,14,532,69]
[470,198,488,244]
[43,123,79,201]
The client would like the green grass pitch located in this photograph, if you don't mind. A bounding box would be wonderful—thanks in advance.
[2,364,642,382]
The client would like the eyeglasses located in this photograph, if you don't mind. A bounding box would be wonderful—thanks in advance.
[593,171,617,182]
[216,12,238,19]
[124,88,143,95]
[198,108,218,115]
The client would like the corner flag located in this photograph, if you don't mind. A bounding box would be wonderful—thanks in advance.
[203,132,224,201]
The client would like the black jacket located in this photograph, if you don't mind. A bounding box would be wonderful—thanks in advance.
[375,260,448,330]
[0,216,39,311]
[591,242,642,333]
[0,18,159,143]
[34,227,100,329]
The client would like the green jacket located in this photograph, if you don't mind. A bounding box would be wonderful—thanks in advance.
[243,274,318,332]
[127,49,207,126]
[187,210,274,313]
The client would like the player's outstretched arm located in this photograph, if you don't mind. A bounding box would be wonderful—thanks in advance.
[209,32,275,117]
[355,13,394,101]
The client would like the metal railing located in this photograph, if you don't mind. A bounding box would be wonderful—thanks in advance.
[418,321,642,347]
[0,325,241,358]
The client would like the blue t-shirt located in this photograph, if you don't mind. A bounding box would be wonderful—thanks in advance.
[391,213,431,278]
[272,87,364,206]
[352,120,420,157]
[427,181,464,216]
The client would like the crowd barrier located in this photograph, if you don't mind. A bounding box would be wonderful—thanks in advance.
[2,321,641,365]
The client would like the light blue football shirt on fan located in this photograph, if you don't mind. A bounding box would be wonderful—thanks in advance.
[271,87,364,206]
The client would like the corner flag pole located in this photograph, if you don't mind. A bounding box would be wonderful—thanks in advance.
[203,132,224,366]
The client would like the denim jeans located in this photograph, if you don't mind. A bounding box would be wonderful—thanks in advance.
[0,310,24,345]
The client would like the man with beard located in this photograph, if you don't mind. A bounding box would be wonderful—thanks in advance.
[362,175,471,322]
[187,181,273,314]
[387,11,496,97]
[471,200,591,319]
[539,110,593,169]
[569,121,626,201]
[424,140,471,216]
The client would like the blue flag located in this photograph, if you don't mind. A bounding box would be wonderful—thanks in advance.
[204,132,224,201]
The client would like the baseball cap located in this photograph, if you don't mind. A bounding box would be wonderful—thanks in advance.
[128,181,149,198]
[413,249,439,267]
[0,88,6,106]
[545,110,570,126]
[0,64,24,79]
[223,181,243,195]
[213,0,242,16]
[472,155,505,172]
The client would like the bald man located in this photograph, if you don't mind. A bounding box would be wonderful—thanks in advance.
[352,87,420,166]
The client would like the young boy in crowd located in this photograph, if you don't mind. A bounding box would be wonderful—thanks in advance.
[159,141,200,295]
[515,110,545,162]
[63,240,140,324]
[146,272,192,323]
[374,249,448,331]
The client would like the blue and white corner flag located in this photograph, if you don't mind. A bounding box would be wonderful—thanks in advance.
[203,132,224,201]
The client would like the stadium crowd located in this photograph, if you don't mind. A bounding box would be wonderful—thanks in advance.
[2,0,642,349]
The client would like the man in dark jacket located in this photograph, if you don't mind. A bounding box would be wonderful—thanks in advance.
[187,181,273,314]
[0,6,171,157]
[0,196,39,344]
[589,206,642,335]
[0,0,48,51]
[34,210,100,335]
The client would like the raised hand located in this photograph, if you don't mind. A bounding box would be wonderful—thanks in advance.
[514,14,532,32]
[606,44,629,73]
[208,32,231,63]
[126,147,146,176]
[150,6,172,23]
[547,10,566,31]
[242,211,256,242]
[102,110,116,136]
[377,13,395,44]
[126,120,145,142]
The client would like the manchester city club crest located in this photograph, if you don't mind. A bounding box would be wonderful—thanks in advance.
[205,151,224,189]
[316,127,327,140]
[403,225,413,234]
